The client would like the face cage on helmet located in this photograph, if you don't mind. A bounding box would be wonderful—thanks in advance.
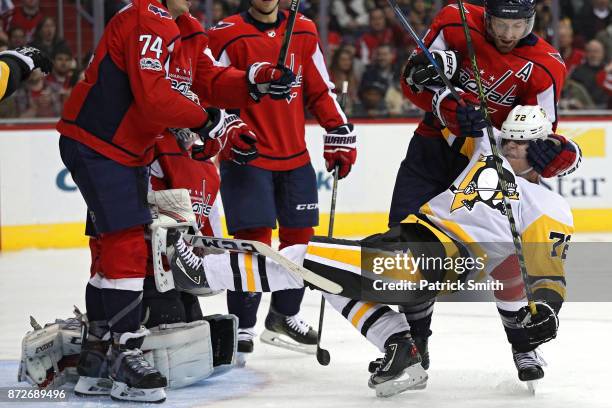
[485,13,535,41]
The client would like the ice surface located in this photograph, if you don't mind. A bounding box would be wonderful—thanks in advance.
[0,237,610,407]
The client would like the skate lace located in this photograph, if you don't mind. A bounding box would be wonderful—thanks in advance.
[176,238,203,270]
[122,349,156,374]
[514,349,547,369]
[286,314,311,335]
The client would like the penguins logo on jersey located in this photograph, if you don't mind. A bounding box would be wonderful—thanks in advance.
[449,154,519,215]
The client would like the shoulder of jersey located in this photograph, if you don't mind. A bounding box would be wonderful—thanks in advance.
[135,1,180,37]
[178,12,206,37]
[293,12,317,34]
[520,179,573,226]
[434,4,484,28]
[522,35,567,73]
[208,14,247,39]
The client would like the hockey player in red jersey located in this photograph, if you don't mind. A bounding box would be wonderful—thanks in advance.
[57,0,294,402]
[389,0,581,374]
[207,0,356,358]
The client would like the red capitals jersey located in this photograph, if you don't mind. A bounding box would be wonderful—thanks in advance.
[147,134,221,277]
[150,134,221,237]
[207,11,347,171]
[57,1,250,167]
[403,4,566,137]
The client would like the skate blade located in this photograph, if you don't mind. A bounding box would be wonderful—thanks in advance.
[374,365,428,398]
[235,352,248,367]
[526,380,538,395]
[74,376,112,396]
[260,329,316,355]
[110,381,166,403]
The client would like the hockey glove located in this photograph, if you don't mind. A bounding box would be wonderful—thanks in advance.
[247,62,295,101]
[527,134,581,178]
[516,301,559,348]
[432,87,486,138]
[0,46,52,77]
[323,123,357,179]
[403,50,460,93]
[225,114,258,165]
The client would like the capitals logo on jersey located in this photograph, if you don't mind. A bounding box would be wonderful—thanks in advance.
[449,154,519,215]
[148,4,172,19]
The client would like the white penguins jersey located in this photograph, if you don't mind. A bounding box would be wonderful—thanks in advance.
[419,131,574,303]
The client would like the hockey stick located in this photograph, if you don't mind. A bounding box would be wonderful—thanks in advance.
[315,81,349,366]
[455,0,536,315]
[386,0,465,105]
[277,0,301,67]
[182,233,343,295]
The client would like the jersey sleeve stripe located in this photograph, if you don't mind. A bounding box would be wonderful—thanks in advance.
[311,44,348,123]
[213,34,260,60]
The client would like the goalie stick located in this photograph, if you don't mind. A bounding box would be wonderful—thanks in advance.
[182,233,343,295]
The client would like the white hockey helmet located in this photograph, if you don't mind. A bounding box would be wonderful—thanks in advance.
[500,105,552,141]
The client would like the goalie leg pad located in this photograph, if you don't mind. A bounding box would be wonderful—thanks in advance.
[141,321,214,389]
[204,314,238,376]
[19,316,82,388]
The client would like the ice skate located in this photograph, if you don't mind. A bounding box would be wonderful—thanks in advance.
[368,332,428,398]
[369,334,430,373]
[236,328,256,367]
[74,339,112,396]
[513,347,546,394]
[109,330,167,403]
[260,306,317,354]
[167,229,210,293]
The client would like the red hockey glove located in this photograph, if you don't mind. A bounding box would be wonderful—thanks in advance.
[247,62,295,101]
[527,134,581,178]
[323,123,357,179]
[432,87,486,138]
[403,50,461,93]
[225,114,258,165]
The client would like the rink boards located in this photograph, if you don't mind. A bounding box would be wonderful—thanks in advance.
[0,119,611,250]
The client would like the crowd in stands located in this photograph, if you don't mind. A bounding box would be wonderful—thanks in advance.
[1,0,612,119]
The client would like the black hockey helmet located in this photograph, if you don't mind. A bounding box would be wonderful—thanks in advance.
[484,0,536,40]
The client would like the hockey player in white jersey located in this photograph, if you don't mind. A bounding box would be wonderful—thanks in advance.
[164,105,571,397]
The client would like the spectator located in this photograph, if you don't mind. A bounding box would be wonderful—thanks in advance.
[1,0,42,42]
[329,45,360,114]
[362,44,398,89]
[331,0,368,35]
[354,69,390,118]
[559,79,597,110]
[558,19,585,76]
[0,36,7,51]
[14,69,62,118]
[7,25,25,48]
[574,0,611,46]
[189,0,206,26]
[533,0,553,43]
[595,24,612,61]
[45,46,75,105]
[571,39,608,108]
[357,8,401,64]
[211,0,230,26]
[595,61,612,108]
[29,16,68,58]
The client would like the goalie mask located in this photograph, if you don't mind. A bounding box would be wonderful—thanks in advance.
[485,0,536,51]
